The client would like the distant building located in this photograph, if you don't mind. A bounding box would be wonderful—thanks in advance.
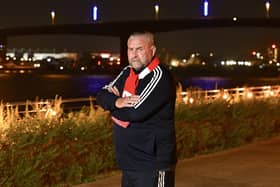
[267,44,278,64]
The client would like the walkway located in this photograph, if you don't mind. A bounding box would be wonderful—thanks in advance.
[76,136,280,187]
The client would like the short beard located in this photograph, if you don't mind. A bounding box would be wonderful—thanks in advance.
[130,60,145,71]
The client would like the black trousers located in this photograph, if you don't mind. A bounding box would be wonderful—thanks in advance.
[121,168,175,187]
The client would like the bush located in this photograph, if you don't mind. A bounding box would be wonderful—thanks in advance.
[1,96,280,186]
[0,104,115,187]
[175,98,280,158]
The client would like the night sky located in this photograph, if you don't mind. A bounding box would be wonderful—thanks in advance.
[1,0,280,58]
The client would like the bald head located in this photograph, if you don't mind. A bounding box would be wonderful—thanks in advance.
[127,31,155,47]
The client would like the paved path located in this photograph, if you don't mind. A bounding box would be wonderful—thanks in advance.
[76,136,280,187]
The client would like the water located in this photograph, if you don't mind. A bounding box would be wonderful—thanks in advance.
[0,73,279,102]
[0,74,112,102]
[178,76,280,90]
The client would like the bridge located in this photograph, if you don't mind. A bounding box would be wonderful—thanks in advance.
[1,17,280,63]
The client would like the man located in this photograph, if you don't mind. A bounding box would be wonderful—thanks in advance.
[96,31,177,187]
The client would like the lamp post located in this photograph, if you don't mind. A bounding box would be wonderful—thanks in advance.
[154,2,159,20]
[50,10,55,25]
[265,0,270,18]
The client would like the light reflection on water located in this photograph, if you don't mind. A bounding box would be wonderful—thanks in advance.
[178,76,280,90]
[0,74,113,102]
[180,77,231,90]
[0,74,279,102]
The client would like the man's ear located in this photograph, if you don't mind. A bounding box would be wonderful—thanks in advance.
[151,45,156,56]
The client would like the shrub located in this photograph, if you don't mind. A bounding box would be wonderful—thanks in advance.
[0,96,280,186]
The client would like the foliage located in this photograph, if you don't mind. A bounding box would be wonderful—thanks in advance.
[0,100,115,187]
[175,97,280,158]
[0,95,280,186]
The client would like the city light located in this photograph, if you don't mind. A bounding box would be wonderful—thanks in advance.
[170,59,180,67]
[92,5,98,22]
[220,60,252,66]
[50,10,55,25]
[203,0,209,17]
[154,3,160,20]
[265,0,270,18]
[100,53,110,58]
[181,85,280,105]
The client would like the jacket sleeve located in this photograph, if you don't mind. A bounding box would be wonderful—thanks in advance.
[96,89,119,112]
[96,67,127,112]
[111,67,176,122]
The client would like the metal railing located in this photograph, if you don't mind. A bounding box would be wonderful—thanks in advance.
[181,85,280,104]
[3,96,96,114]
[2,84,280,114]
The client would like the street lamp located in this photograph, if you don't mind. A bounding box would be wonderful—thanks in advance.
[92,5,98,22]
[154,2,159,20]
[203,0,209,17]
[50,10,55,25]
[265,0,270,18]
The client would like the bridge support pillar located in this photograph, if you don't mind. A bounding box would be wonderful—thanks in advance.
[0,35,7,63]
[120,34,129,67]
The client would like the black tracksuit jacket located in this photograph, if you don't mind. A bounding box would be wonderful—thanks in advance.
[96,62,177,171]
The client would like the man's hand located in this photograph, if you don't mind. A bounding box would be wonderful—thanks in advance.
[107,86,140,108]
[108,86,120,96]
[115,95,140,108]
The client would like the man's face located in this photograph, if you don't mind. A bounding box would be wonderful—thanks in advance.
[127,35,155,71]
